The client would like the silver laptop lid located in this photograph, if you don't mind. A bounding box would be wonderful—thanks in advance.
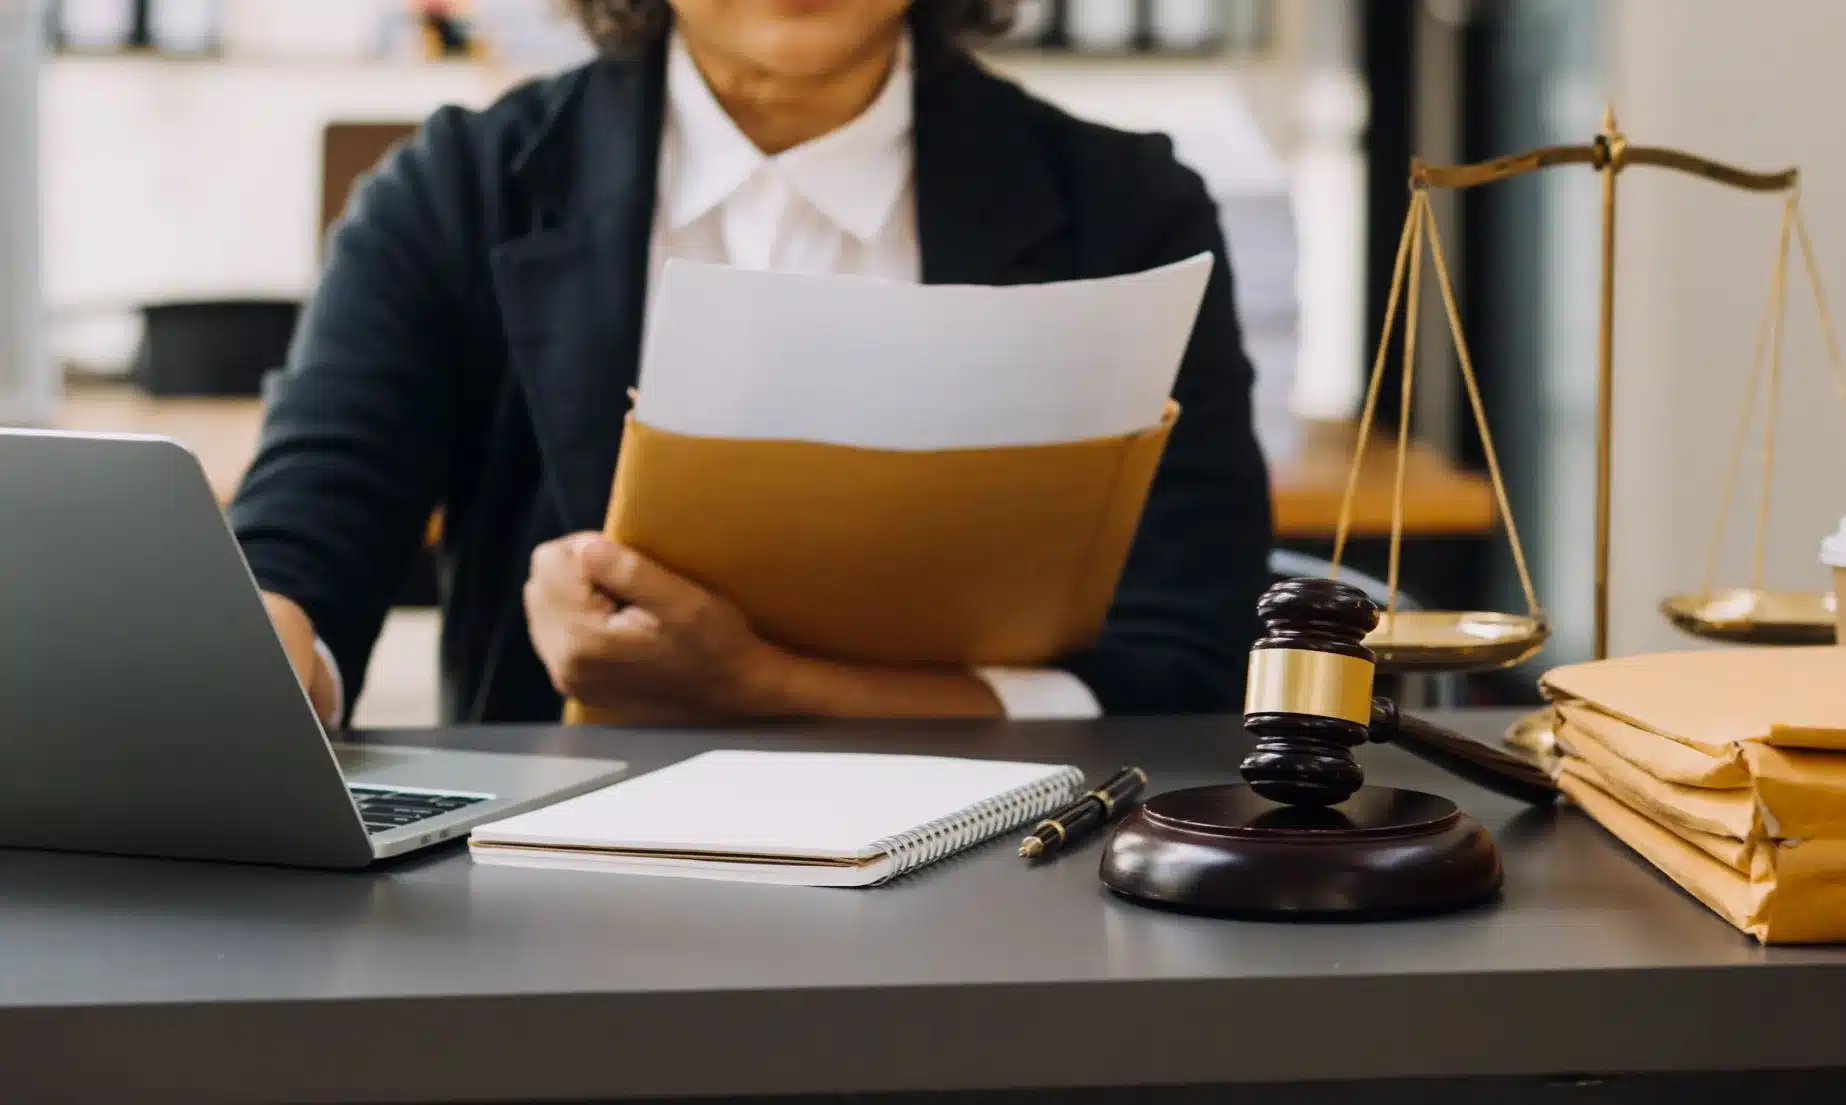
[0,430,374,867]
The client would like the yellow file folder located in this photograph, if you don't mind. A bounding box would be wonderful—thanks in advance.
[565,403,1179,725]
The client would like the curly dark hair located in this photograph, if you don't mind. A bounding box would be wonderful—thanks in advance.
[562,0,1018,54]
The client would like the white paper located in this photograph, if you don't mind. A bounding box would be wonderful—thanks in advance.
[634,252,1214,450]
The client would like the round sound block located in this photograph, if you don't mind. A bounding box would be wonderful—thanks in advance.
[1099,784,1503,919]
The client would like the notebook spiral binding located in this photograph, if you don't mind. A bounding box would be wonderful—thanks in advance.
[868,764,1085,883]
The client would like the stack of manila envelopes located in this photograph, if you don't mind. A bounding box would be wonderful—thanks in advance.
[568,255,1216,725]
[1541,647,1846,943]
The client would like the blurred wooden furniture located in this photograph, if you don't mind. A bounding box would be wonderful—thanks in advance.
[53,385,1494,539]
[55,386,263,503]
[1273,419,1496,537]
[321,122,417,244]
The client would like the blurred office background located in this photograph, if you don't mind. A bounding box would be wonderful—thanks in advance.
[3,0,1844,723]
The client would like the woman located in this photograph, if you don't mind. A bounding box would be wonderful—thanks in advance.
[231,0,1273,726]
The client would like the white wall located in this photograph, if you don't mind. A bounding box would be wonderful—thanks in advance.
[1,1,50,424]
[1606,0,1846,655]
[40,57,510,311]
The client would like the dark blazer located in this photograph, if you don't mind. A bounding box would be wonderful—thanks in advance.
[229,33,1275,724]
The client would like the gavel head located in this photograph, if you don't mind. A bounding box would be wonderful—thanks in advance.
[1239,577,1381,807]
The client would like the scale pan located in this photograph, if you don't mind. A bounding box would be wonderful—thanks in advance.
[1363,610,1550,674]
[1660,589,1837,645]
[1504,706,1562,771]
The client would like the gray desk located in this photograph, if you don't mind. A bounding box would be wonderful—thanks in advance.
[3,712,1844,1105]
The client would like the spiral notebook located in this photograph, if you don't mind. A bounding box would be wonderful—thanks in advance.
[467,750,1085,886]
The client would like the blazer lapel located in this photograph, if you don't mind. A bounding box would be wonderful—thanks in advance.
[913,43,1070,287]
[491,44,667,534]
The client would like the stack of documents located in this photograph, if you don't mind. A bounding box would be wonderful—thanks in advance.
[568,255,1215,724]
[1540,647,1846,942]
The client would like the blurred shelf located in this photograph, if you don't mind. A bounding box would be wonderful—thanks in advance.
[41,50,523,92]
[48,50,484,69]
[42,47,1269,105]
[41,40,1297,318]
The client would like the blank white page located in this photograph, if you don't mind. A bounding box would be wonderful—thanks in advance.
[468,750,1079,861]
[634,253,1214,450]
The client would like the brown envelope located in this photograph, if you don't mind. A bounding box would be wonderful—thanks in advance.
[1560,759,1846,944]
[1555,724,1758,840]
[1561,755,1846,879]
[1541,646,1846,753]
[566,405,1178,725]
[1552,701,1749,788]
[1559,757,1751,872]
[1555,710,1846,841]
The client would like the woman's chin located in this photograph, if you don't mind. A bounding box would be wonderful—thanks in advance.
[724,8,905,77]
[761,0,855,14]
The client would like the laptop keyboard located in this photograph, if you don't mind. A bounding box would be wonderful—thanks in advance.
[348,786,489,835]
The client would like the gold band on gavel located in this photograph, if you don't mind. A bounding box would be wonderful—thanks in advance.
[1244,648,1375,726]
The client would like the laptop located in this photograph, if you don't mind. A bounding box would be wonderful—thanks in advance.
[0,429,627,868]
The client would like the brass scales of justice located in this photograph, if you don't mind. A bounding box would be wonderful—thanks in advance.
[1321,107,1846,753]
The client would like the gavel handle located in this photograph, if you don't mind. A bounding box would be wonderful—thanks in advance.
[1370,699,1559,806]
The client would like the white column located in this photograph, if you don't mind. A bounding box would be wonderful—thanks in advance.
[1289,0,1368,424]
[0,0,51,426]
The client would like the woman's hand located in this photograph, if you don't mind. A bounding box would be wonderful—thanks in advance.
[261,592,341,726]
[525,533,1006,721]
[524,534,789,718]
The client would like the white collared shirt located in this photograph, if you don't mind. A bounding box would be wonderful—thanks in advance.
[651,30,920,284]
[323,34,1102,725]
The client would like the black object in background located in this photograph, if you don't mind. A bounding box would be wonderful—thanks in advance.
[133,299,300,398]
[998,0,1060,49]
[419,1,473,57]
[1459,2,1607,699]
[1360,0,1416,442]
[48,0,144,51]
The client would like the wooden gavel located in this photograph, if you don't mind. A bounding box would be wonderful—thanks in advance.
[1239,577,1558,808]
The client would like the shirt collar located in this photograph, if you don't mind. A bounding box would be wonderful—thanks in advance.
[662,31,914,243]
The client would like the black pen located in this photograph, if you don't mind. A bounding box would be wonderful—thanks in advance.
[1018,766,1148,860]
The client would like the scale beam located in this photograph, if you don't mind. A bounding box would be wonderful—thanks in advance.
[1411,144,1797,193]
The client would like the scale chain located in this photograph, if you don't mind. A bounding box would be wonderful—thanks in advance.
[1330,192,1422,579]
[1384,194,1427,628]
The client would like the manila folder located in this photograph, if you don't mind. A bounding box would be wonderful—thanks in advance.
[565,403,1176,724]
